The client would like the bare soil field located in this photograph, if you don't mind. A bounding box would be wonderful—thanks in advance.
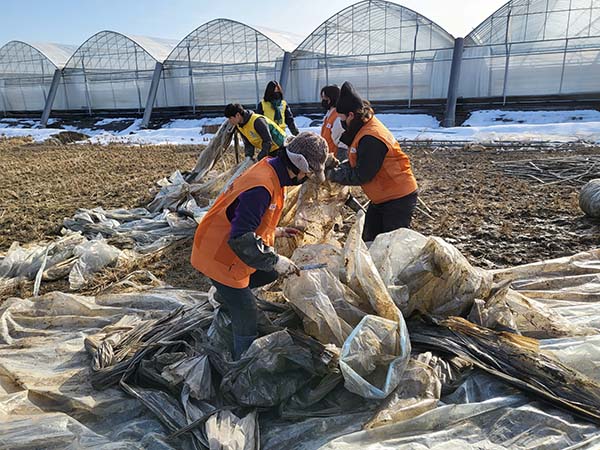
[1,137,599,295]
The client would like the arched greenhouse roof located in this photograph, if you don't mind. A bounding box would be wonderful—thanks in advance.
[63,31,178,71]
[164,18,291,65]
[466,0,600,46]
[0,40,77,75]
[294,0,455,57]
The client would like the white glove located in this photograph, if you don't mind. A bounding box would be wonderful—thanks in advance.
[274,255,300,277]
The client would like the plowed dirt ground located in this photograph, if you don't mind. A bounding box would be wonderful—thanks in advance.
[2,137,599,293]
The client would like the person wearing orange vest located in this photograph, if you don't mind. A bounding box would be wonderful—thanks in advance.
[326,82,418,243]
[191,132,329,359]
[256,80,300,136]
[320,85,348,161]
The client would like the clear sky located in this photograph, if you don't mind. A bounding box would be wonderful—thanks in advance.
[0,0,509,48]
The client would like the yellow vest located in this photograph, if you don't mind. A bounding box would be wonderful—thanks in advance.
[237,113,286,152]
[260,100,287,129]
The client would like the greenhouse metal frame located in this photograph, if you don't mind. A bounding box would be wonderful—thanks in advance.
[289,0,456,106]
[459,0,600,102]
[1,0,600,126]
[53,31,177,114]
[0,41,75,114]
[156,19,296,112]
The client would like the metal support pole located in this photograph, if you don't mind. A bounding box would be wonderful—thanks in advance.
[40,69,62,127]
[141,62,163,129]
[254,35,260,108]
[82,59,93,116]
[442,38,465,128]
[0,81,7,116]
[187,45,196,115]
[279,51,292,93]
[502,44,512,105]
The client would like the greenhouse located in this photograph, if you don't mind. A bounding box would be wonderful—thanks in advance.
[459,0,600,101]
[52,31,177,113]
[287,0,456,105]
[3,0,600,118]
[0,41,75,113]
[156,19,300,110]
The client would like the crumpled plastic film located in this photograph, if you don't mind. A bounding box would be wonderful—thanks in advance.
[468,285,596,338]
[0,232,86,280]
[364,354,441,429]
[344,212,403,322]
[283,244,367,346]
[339,315,411,399]
[205,410,258,450]
[220,330,320,407]
[369,228,493,318]
[162,354,214,401]
[69,237,125,290]
[276,179,348,258]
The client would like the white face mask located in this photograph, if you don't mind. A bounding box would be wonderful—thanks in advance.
[285,149,311,174]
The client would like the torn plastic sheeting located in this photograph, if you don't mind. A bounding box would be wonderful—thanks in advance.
[187,120,235,183]
[290,180,348,247]
[205,410,258,450]
[0,232,86,281]
[260,411,373,450]
[409,316,600,424]
[340,315,411,400]
[363,354,441,429]
[162,354,214,401]
[221,330,320,407]
[319,371,600,450]
[63,207,196,254]
[492,248,600,285]
[0,287,210,449]
[283,244,366,346]
[344,212,403,322]
[468,284,596,339]
[369,228,492,318]
[69,238,125,290]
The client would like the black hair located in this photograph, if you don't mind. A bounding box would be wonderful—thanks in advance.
[320,85,340,105]
[224,103,244,118]
[263,80,284,102]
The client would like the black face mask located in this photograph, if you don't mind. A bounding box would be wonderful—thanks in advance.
[321,99,330,110]
[289,174,309,185]
[272,92,283,101]
[340,118,348,130]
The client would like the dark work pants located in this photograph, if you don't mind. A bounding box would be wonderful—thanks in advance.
[362,191,418,243]
[210,270,278,338]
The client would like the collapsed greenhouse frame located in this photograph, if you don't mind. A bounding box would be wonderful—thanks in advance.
[1,0,600,126]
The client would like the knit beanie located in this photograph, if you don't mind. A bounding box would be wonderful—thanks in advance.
[335,81,364,115]
[285,132,328,182]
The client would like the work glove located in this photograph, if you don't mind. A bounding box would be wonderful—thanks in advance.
[275,227,302,238]
[274,255,300,277]
[325,153,340,169]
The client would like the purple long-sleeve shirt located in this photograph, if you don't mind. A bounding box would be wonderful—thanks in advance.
[227,156,292,239]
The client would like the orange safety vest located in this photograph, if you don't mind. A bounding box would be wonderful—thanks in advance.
[190,159,285,288]
[321,108,339,154]
[349,117,418,204]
